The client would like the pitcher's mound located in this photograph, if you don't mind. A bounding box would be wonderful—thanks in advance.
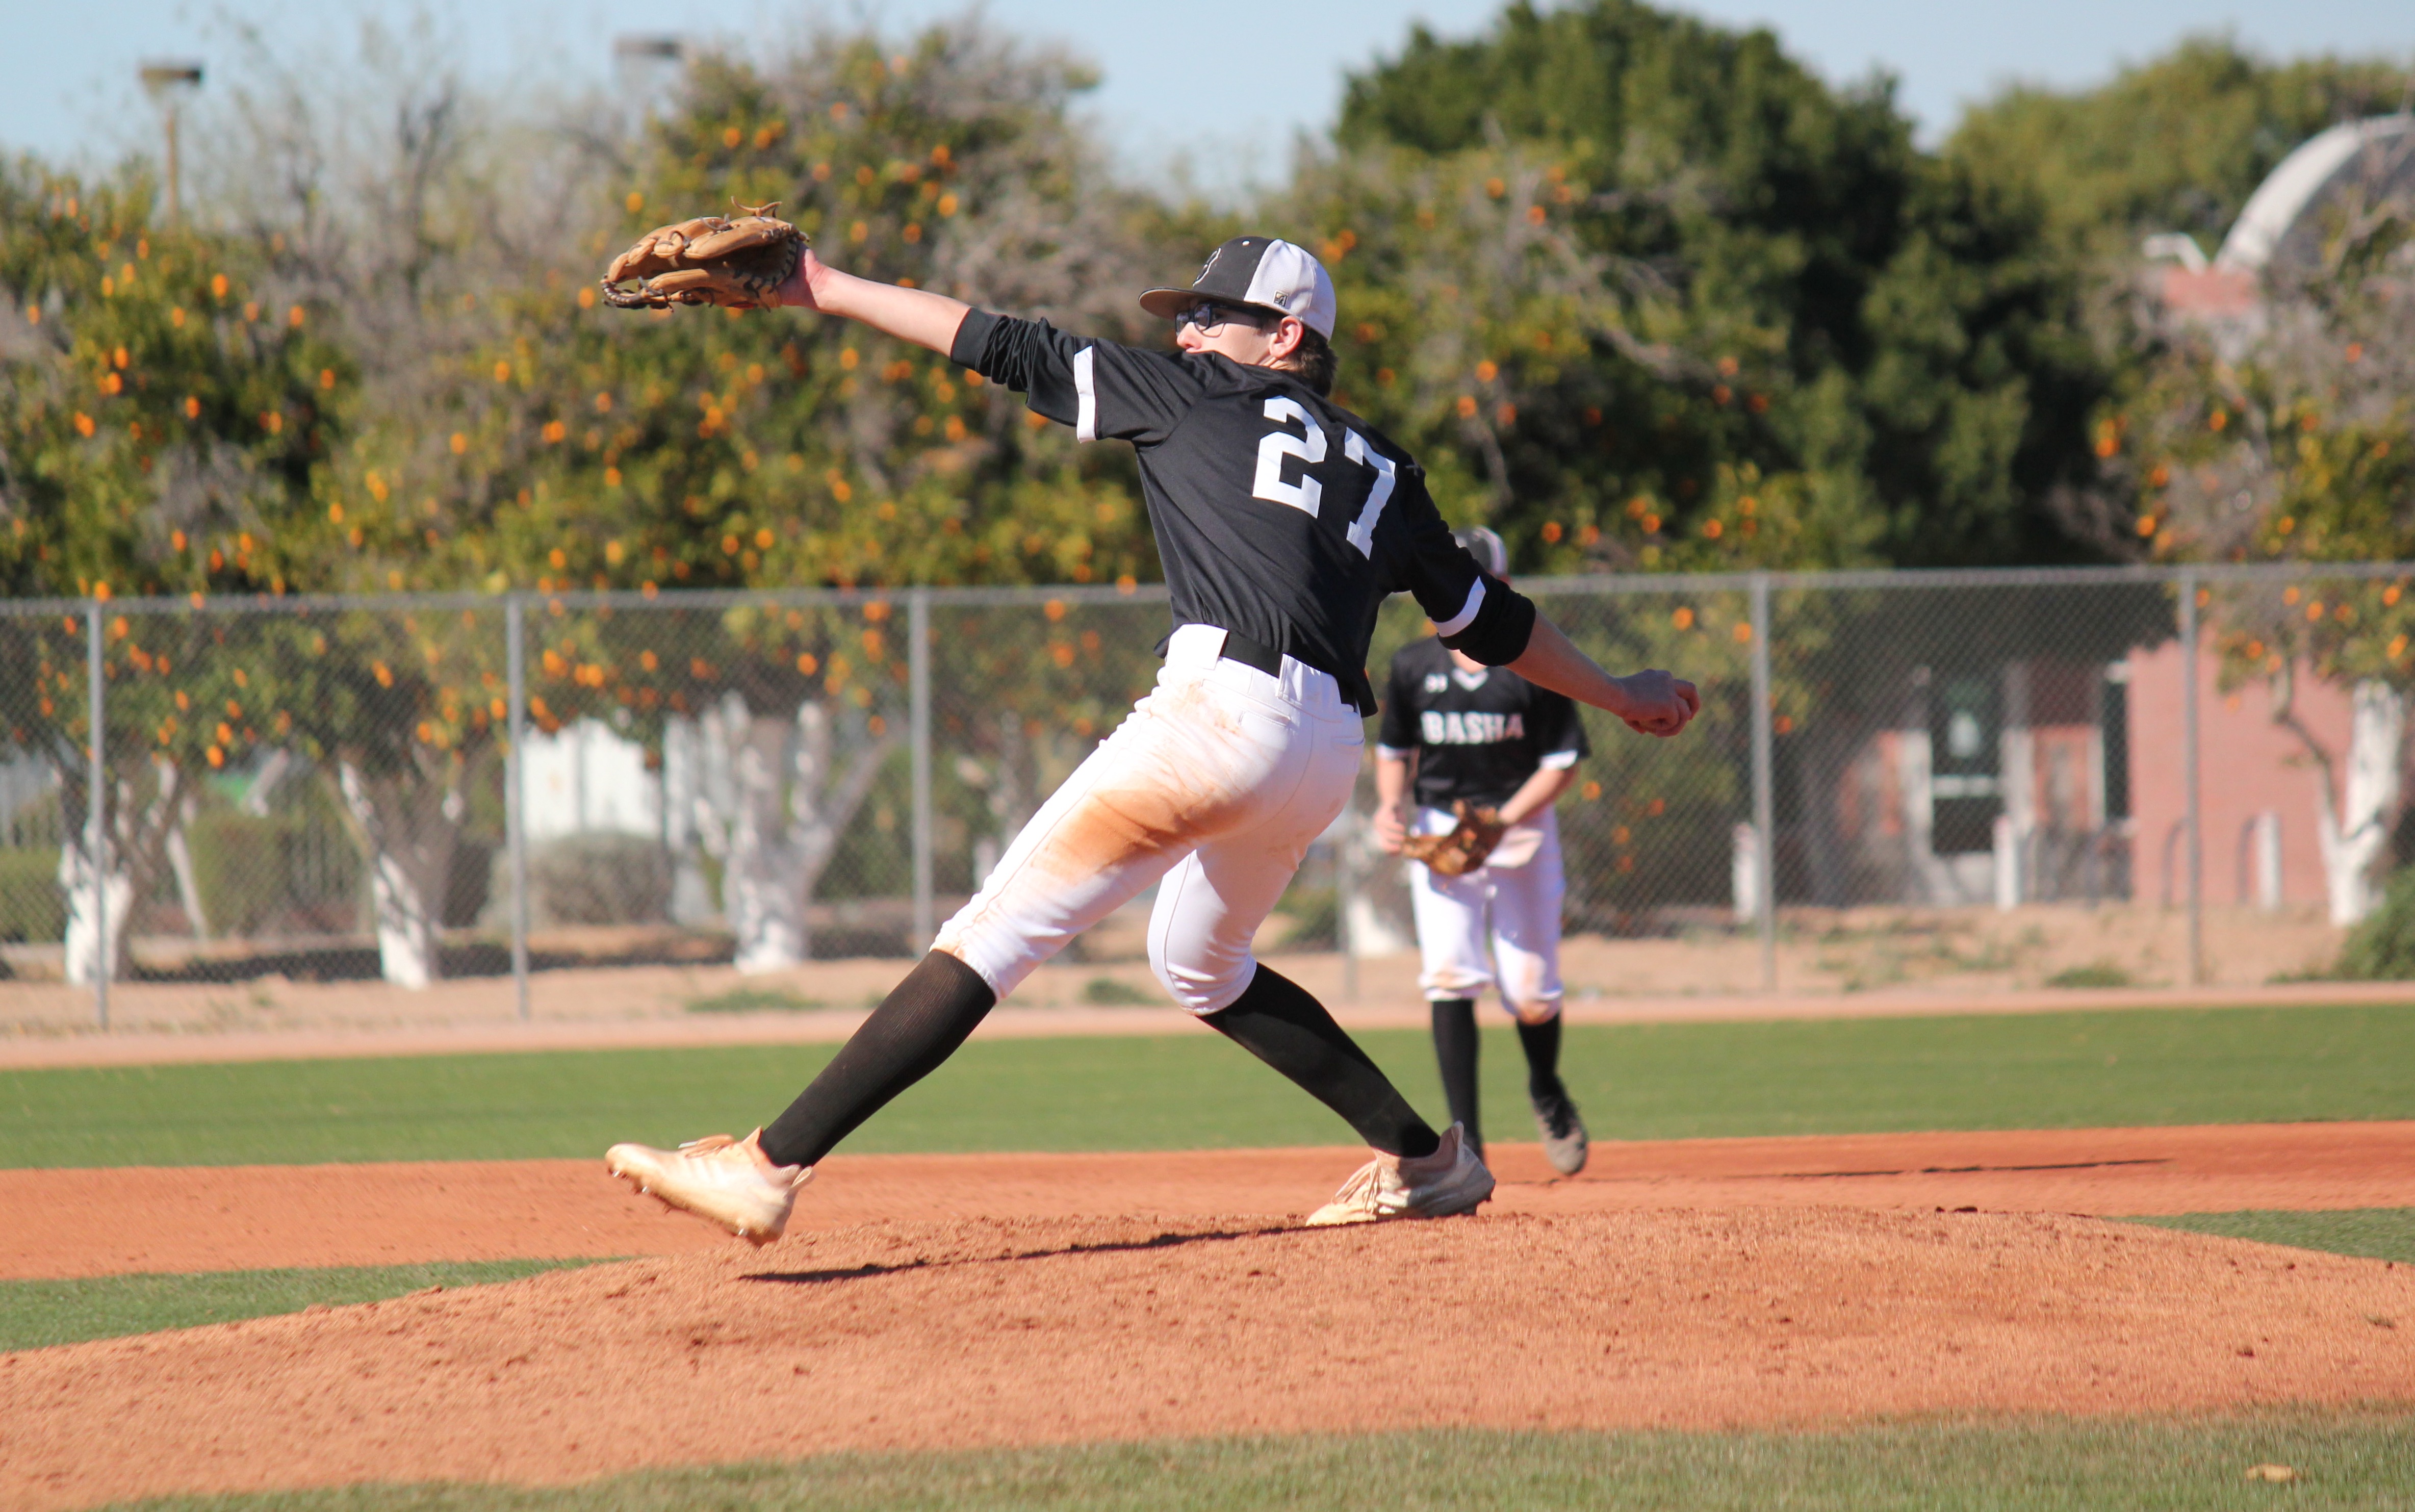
[7,1208,2411,1511]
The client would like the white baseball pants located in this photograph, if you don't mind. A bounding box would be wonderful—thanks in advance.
[933,623,1365,1014]
[1408,805,1566,1022]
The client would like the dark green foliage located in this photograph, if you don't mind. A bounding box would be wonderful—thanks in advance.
[1319,0,2109,572]
[2335,867,2415,980]
[1947,38,2414,258]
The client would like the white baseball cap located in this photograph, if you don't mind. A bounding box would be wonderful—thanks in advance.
[1139,236,1337,340]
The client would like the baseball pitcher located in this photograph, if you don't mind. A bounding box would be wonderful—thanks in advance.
[1376,526,1590,1175]
[600,222,1698,1241]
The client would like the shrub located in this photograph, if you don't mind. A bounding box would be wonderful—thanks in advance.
[186,810,291,937]
[2045,960,2132,989]
[527,833,671,926]
[2335,867,2415,980]
[0,848,64,942]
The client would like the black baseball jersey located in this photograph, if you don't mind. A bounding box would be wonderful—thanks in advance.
[950,313,1536,703]
[1378,636,1589,810]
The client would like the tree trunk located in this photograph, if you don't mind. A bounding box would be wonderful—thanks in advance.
[725,704,809,973]
[57,758,184,986]
[336,758,463,989]
[700,694,898,974]
[2311,681,2406,927]
[58,839,136,987]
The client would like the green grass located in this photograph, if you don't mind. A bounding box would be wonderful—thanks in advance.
[7,1004,2413,1168]
[2126,1209,2415,1267]
[0,1259,603,1353]
[96,1418,2415,1510]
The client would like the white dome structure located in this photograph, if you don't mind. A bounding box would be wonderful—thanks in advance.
[2215,114,2415,272]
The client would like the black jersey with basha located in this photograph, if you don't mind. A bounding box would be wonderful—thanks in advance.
[1378,636,1590,811]
[950,313,1536,705]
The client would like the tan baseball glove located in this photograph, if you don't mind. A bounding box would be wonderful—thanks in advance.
[601,202,808,311]
[1401,800,1507,877]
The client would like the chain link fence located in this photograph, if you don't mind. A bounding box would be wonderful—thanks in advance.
[7,563,2406,1020]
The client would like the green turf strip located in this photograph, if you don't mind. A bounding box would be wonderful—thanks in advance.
[97,1419,2415,1510]
[7,1004,2413,1168]
[0,1260,603,1353]
[2125,1208,2415,1267]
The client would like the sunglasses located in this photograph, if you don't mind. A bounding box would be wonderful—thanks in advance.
[1175,301,1272,332]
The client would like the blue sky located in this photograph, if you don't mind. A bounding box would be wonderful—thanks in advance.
[10,2,2411,194]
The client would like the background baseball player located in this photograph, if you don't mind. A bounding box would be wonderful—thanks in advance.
[1374,526,1590,1174]
[599,224,1699,1242]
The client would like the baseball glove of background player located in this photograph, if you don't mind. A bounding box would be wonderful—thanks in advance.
[1401,800,1507,877]
[601,202,807,311]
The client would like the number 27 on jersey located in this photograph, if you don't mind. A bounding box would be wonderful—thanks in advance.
[1251,397,1396,559]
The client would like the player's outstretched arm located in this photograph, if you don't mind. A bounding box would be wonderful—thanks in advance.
[770,250,969,355]
[1507,615,1699,738]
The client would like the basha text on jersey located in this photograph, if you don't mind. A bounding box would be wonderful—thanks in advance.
[1422,710,1529,746]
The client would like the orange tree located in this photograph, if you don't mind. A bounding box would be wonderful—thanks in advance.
[417,22,1179,961]
[2115,182,2415,924]
[0,158,344,980]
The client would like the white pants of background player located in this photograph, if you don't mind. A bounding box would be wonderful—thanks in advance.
[934,623,1363,1014]
[1408,804,1565,1024]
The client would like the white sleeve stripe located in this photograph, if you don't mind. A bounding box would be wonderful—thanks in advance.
[1073,346,1097,442]
[1537,750,1580,770]
[1432,577,1484,637]
[1375,745,1415,761]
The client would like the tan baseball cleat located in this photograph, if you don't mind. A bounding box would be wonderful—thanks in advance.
[605,1130,812,1246]
[1305,1122,1495,1226]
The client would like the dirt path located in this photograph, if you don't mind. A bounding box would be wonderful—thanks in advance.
[10,979,2415,1070]
[12,1122,2413,1280]
[9,921,2412,1071]
[5,1208,2410,1512]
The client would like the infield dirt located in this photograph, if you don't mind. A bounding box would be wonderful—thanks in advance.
[5,1205,2412,1511]
[5,1123,2414,1510]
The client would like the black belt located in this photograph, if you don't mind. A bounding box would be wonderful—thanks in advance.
[1212,630,1374,715]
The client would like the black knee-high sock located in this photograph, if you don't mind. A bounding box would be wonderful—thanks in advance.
[1205,965,1441,1159]
[1516,1014,1566,1105]
[758,952,996,1168]
[1429,999,1481,1148]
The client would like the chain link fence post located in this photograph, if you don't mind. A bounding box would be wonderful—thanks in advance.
[505,594,530,1020]
[2179,568,2203,987]
[86,599,107,1030]
[910,587,934,951]
[1749,572,1777,993]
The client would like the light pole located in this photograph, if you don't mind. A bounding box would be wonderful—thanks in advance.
[138,60,203,225]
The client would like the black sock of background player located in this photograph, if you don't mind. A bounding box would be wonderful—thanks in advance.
[1206,965,1442,1159]
[758,952,996,1168]
[1429,998,1481,1150]
[1516,1014,1566,1106]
